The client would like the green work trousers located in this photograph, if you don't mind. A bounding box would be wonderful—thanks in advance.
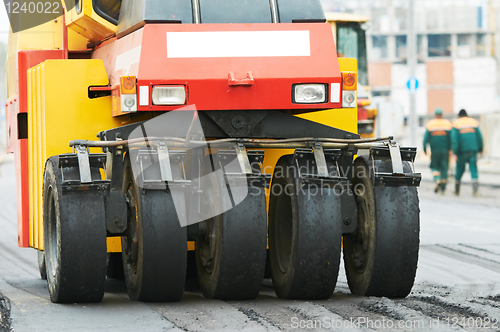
[455,152,478,181]
[430,151,449,183]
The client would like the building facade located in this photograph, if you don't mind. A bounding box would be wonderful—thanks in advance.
[321,0,499,119]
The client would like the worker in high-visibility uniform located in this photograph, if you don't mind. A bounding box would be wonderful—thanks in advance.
[423,108,452,194]
[451,109,483,196]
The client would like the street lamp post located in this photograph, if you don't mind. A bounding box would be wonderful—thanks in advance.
[407,0,417,147]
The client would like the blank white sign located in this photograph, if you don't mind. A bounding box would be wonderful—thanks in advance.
[166,31,311,58]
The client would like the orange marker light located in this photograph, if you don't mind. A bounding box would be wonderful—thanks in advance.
[342,72,357,91]
[120,76,137,94]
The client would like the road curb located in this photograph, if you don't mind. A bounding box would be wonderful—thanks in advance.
[420,178,500,189]
[415,163,500,176]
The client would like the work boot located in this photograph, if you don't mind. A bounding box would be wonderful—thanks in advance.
[454,182,460,196]
[472,181,479,197]
[439,183,446,194]
[434,182,440,194]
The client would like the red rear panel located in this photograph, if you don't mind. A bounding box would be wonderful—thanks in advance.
[94,23,341,114]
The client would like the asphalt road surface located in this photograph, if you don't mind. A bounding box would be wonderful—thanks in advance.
[0,160,499,332]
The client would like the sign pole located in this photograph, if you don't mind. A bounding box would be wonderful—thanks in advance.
[407,0,417,146]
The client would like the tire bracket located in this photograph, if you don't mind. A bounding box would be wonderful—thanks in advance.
[157,142,174,182]
[75,144,92,184]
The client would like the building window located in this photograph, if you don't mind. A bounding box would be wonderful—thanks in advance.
[426,8,439,30]
[372,90,391,97]
[371,9,388,32]
[417,35,428,62]
[371,35,388,60]
[428,34,451,57]
[404,117,426,127]
[396,35,407,60]
[395,7,407,31]
[476,33,488,56]
[457,34,472,58]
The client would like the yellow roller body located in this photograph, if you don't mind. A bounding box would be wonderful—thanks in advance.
[27,59,123,250]
[65,1,117,42]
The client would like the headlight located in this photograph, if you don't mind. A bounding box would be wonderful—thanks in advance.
[152,86,186,105]
[293,84,327,104]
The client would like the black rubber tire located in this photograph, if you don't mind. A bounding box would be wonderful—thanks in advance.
[42,156,107,303]
[343,156,420,298]
[121,158,187,302]
[195,156,267,300]
[268,155,342,300]
[37,250,47,280]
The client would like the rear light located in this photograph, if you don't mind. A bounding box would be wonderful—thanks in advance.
[121,76,137,94]
[341,72,357,108]
[120,76,137,113]
[293,84,327,104]
[342,72,357,91]
[342,91,357,108]
[152,86,187,105]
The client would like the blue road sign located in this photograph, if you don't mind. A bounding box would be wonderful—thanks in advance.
[407,77,419,93]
